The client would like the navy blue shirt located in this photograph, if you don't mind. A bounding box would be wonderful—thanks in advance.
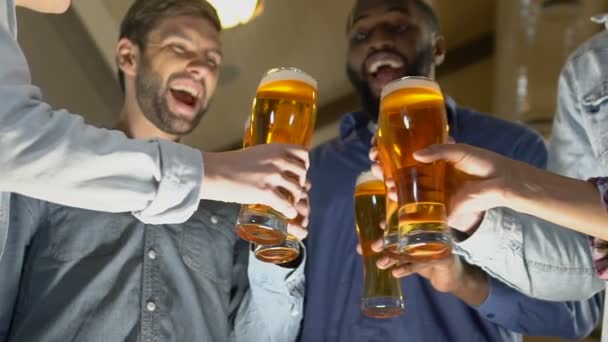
[300,99,601,342]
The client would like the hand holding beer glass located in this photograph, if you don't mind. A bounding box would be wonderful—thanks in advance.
[377,76,452,262]
[355,171,404,319]
[236,68,317,245]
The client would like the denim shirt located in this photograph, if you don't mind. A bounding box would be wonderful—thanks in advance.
[454,23,608,341]
[0,195,305,341]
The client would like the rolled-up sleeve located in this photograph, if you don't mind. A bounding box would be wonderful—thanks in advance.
[454,52,607,302]
[477,276,601,340]
[233,245,305,342]
[455,208,604,301]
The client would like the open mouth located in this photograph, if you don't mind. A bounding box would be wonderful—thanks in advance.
[365,51,407,92]
[168,79,203,115]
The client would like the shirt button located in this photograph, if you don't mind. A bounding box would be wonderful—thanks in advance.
[486,313,495,319]
[210,216,219,224]
[148,249,157,260]
[146,301,156,312]
[0,209,4,216]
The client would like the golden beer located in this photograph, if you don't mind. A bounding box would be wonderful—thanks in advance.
[254,233,300,264]
[355,171,404,319]
[377,76,452,262]
[236,68,318,245]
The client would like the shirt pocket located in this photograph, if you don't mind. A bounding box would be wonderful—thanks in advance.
[577,49,608,166]
[48,207,126,262]
[180,202,238,285]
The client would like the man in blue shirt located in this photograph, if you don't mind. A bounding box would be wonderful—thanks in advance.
[300,0,601,341]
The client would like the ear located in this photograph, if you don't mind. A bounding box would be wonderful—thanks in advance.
[433,34,446,67]
[116,38,140,79]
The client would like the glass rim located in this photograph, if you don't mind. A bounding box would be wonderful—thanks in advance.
[258,67,318,89]
[355,170,381,186]
[380,76,441,99]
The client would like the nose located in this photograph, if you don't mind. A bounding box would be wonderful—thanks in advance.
[186,57,212,80]
[368,25,395,52]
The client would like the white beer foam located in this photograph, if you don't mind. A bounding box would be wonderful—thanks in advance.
[259,67,318,89]
[356,170,380,186]
[380,76,441,100]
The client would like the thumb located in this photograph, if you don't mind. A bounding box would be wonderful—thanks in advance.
[413,143,470,164]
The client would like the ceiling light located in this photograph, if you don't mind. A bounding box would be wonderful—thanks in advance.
[207,0,264,29]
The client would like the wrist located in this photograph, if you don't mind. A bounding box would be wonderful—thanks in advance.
[451,262,490,307]
[199,152,222,200]
[502,162,543,214]
[495,162,530,212]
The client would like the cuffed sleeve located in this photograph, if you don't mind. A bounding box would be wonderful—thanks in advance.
[132,139,203,224]
[456,207,604,301]
[233,244,306,342]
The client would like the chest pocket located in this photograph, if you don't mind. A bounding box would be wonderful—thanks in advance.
[577,48,608,168]
[47,206,129,262]
[181,201,239,284]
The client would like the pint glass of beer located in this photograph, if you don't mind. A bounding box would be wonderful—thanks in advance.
[355,171,404,319]
[254,233,300,264]
[377,76,451,262]
[236,67,318,245]
[383,197,407,261]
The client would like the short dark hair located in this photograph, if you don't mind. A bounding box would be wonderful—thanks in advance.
[346,0,440,34]
[117,0,221,91]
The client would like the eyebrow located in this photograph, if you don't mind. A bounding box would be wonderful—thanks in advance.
[159,28,224,58]
[350,6,410,28]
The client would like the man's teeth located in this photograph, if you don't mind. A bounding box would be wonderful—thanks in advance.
[369,59,404,74]
[171,85,198,97]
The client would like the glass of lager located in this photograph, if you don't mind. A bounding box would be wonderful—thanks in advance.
[236,67,317,245]
[377,76,452,262]
[355,171,404,319]
[383,197,408,261]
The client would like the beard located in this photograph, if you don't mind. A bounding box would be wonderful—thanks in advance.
[347,44,435,122]
[135,56,208,135]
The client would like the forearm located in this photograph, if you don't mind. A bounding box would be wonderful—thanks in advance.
[508,164,608,240]
[450,261,490,307]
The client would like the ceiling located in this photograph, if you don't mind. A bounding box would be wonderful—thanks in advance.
[16,0,607,152]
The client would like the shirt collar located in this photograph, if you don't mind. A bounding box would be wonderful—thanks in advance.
[339,96,458,142]
[1,0,17,39]
[592,13,608,30]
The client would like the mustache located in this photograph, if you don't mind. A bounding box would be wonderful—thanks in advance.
[167,72,207,99]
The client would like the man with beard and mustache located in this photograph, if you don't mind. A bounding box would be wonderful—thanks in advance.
[0,1,307,341]
[0,0,308,263]
[299,0,600,341]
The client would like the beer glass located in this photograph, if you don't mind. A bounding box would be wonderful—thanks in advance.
[236,67,317,245]
[377,76,452,262]
[254,233,300,264]
[355,171,404,319]
[383,197,407,261]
